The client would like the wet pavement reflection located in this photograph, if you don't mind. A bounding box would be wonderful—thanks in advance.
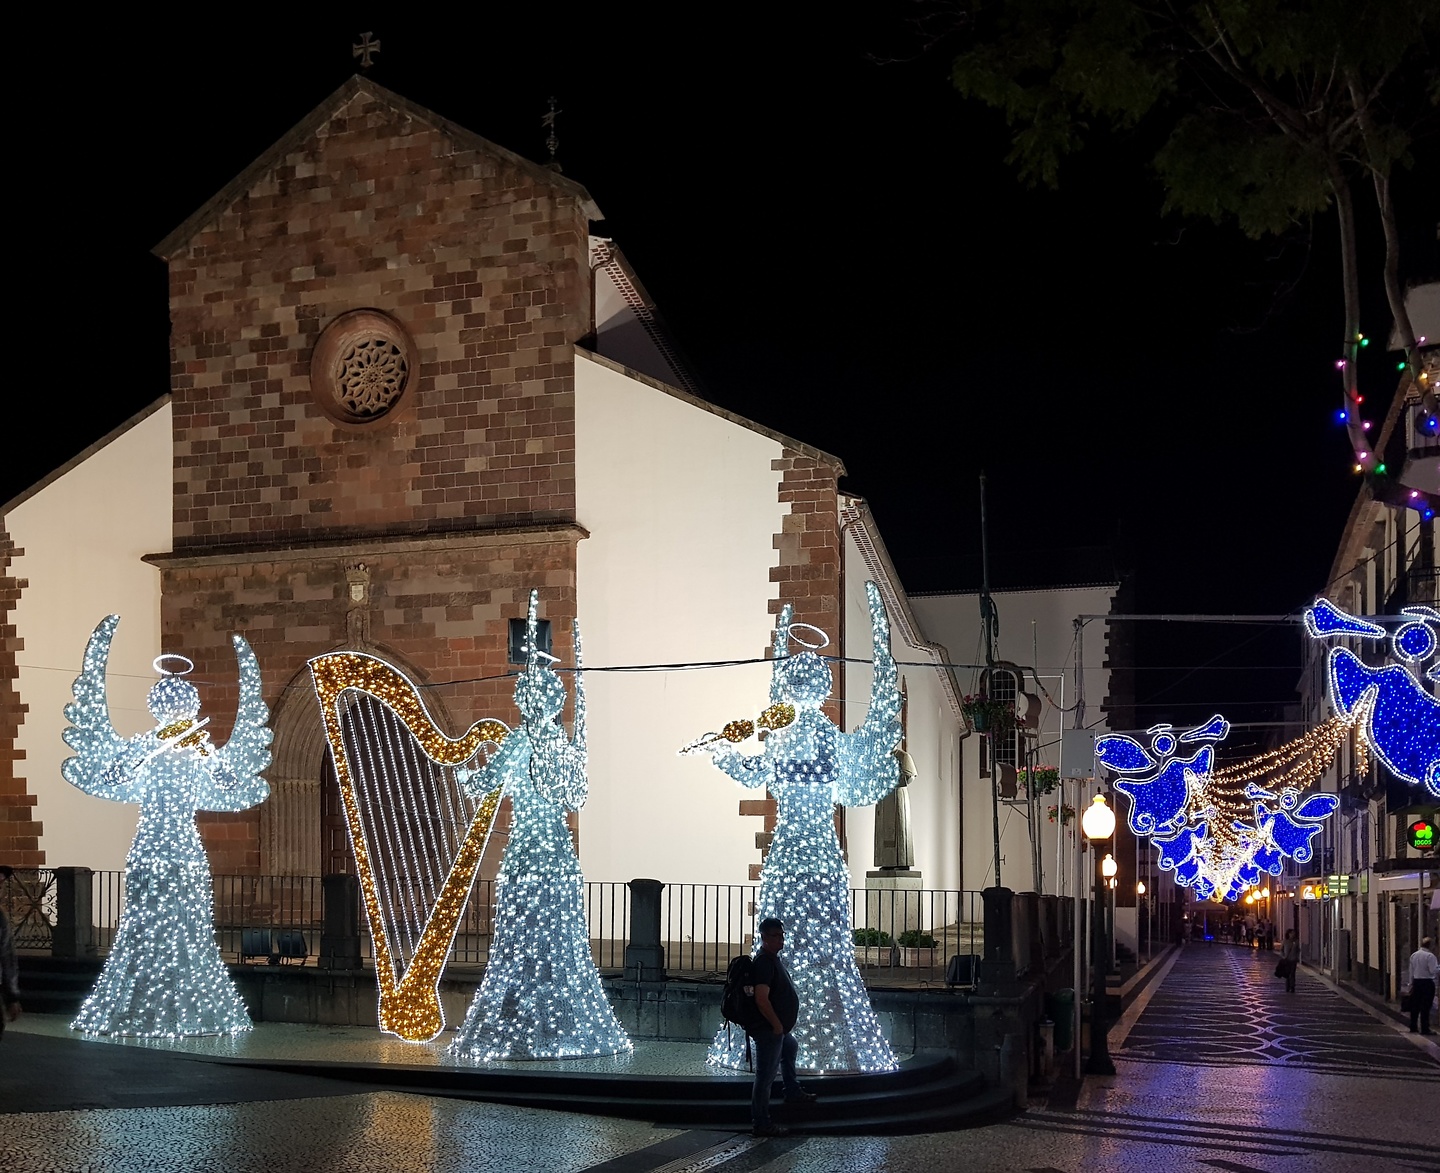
[3,943,1437,1173]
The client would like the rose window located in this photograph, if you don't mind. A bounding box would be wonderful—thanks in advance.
[336,338,409,417]
[310,309,418,426]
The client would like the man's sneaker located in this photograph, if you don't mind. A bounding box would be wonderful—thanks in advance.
[784,1090,818,1104]
[753,1122,790,1137]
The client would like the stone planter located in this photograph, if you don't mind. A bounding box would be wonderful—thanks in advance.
[853,945,898,968]
[899,947,938,968]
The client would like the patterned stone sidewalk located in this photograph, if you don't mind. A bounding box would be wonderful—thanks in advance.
[4,943,1438,1173]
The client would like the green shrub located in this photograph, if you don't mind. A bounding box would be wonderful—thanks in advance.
[898,930,938,949]
[852,927,894,947]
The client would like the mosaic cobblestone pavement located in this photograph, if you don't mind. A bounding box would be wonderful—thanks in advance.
[1118,943,1440,1080]
[4,943,1439,1173]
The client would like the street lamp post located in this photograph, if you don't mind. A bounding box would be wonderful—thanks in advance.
[1082,793,1117,1075]
[1137,880,1147,961]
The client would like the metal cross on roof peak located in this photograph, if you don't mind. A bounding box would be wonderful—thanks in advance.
[543,96,562,172]
[353,32,381,70]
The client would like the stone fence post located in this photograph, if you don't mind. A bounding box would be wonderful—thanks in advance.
[624,878,666,982]
[977,885,1016,993]
[52,866,95,959]
[319,873,362,970]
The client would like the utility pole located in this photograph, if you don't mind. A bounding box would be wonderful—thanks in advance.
[980,474,1001,890]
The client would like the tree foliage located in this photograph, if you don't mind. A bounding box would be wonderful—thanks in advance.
[952,1,1436,235]
[951,1,1438,474]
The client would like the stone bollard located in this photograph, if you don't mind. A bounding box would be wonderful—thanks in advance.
[624,878,666,982]
[52,867,95,959]
[998,1032,1028,1109]
[319,873,363,970]
[1037,1019,1055,1079]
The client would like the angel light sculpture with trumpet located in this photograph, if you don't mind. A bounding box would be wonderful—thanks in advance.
[62,615,272,1036]
[682,582,902,1073]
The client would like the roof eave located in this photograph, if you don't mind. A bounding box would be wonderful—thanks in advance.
[2,394,171,516]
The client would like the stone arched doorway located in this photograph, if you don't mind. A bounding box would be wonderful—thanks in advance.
[261,668,332,877]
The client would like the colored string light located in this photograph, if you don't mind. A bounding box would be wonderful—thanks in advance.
[63,615,272,1037]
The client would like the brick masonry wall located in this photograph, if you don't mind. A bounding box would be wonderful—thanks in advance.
[156,532,578,874]
[0,526,43,866]
[164,88,588,551]
[741,450,843,880]
[155,83,596,876]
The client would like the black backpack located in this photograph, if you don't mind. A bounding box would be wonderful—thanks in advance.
[721,954,762,1033]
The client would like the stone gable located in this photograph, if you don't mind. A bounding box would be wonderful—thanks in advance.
[163,85,591,551]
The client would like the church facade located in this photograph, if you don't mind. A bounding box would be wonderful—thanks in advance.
[4,78,971,892]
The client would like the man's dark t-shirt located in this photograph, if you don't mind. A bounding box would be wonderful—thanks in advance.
[751,949,798,1033]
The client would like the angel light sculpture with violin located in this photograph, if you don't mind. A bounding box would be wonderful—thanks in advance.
[62,615,272,1037]
[683,581,902,1073]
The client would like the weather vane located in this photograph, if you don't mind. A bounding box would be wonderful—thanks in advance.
[543,96,562,172]
[353,32,381,70]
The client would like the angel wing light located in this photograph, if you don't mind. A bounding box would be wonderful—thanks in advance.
[64,615,272,1036]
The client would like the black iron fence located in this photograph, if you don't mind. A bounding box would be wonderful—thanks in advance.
[5,869,1065,985]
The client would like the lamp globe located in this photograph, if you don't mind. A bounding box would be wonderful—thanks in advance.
[1081,793,1116,841]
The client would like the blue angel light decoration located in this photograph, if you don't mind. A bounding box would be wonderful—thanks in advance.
[448,591,630,1061]
[62,615,272,1036]
[1304,598,1439,798]
[683,582,902,1073]
[1097,714,1342,903]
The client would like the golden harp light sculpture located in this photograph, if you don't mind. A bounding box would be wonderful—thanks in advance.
[309,652,509,1042]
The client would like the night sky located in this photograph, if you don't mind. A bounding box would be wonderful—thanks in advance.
[12,15,1437,744]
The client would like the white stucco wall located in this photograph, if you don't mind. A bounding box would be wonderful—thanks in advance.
[574,351,787,884]
[911,585,1118,895]
[840,537,963,894]
[6,401,172,871]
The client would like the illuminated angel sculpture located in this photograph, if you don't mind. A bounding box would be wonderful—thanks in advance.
[448,591,630,1060]
[1305,598,1439,798]
[684,582,902,1073]
[1098,713,1342,902]
[62,615,272,1036]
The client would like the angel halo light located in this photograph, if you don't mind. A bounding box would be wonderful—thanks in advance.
[62,615,272,1037]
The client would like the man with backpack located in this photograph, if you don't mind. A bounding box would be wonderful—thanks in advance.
[747,918,815,1136]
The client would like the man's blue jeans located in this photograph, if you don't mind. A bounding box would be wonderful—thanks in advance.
[751,1028,802,1126]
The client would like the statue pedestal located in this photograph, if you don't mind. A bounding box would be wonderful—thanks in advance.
[864,869,924,939]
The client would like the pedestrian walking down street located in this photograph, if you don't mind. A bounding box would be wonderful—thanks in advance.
[0,867,21,1040]
[1405,936,1438,1036]
[749,918,816,1137]
[1278,929,1301,993]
